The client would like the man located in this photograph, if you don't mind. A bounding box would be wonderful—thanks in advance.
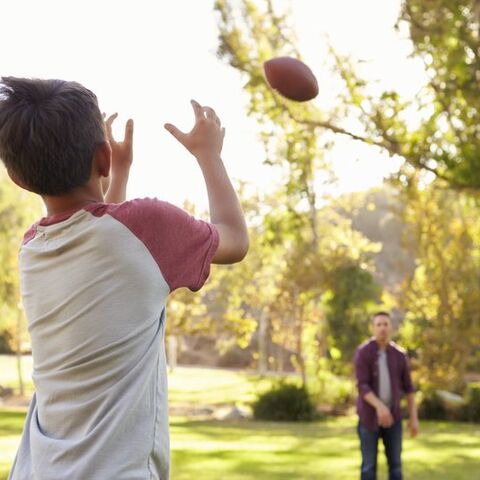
[354,311,419,480]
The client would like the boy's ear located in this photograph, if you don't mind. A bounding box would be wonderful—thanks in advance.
[93,141,112,178]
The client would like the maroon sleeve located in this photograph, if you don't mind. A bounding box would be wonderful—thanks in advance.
[107,198,219,292]
[354,346,373,397]
[401,353,415,394]
[22,222,39,246]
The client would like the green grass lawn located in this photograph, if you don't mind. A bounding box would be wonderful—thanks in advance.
[1,357,480,479]
[1,409,479,479]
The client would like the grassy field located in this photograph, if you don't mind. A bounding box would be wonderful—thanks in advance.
[1,356,480,479]
[1,409,480,479]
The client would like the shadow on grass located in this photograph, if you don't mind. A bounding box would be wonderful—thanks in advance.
[405,456,480,480]
[170,417,356,440]
[172,448,358,480]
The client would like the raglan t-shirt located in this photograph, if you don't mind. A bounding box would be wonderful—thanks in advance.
[8,198,219,480]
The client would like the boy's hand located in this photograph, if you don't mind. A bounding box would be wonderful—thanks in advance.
[164,100,225,163]
[103,113,134,203]
[164,100,248,264]
[105,113,134,173]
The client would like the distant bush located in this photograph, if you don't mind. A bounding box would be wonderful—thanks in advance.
[253,383,316,422]
[0,330,14,354]
[464,383,480,423]
[308,370,355,413]
[419,390,467,421]
[419,391,447,420]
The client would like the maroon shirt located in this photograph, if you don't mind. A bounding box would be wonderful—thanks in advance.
[354,339,415,431]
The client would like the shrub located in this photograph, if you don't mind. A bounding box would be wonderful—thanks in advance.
[464,383,480,422]
[308,369,355,413]
[0,329,14,354]
[252,383,315,421]
[419,390,466,421]
[419,391,448,420]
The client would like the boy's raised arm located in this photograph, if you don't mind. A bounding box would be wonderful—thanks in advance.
[164,100,249,264]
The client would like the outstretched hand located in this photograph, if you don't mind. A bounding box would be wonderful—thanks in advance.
[102,113,134,203]
[164,100,225,162]
[105,113,134,173]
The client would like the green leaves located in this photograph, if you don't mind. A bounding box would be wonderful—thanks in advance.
[0,171,42,349]
[399,185,480,391]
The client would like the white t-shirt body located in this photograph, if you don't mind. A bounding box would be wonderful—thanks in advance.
[9,199,218,480]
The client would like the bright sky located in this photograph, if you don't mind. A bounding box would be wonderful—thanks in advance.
[2,0,426,211]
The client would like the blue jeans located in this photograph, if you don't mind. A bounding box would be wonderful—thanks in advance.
[358,420,402,480]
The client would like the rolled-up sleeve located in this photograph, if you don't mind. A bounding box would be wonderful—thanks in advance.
[402,354,415,394]
[354,348,373,397]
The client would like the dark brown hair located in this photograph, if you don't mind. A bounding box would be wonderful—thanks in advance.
[0,77,105,195]
[372,311,391,322]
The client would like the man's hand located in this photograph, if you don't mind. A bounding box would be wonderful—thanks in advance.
[376,403,394,428]
[408,416,419,437]
[103,113,134,203]
[164,100,225,163]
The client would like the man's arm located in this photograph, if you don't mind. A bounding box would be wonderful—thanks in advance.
[407,392,419,437]
[354,348,393,428]
[402,354,419,437]
[164,100,248,264]
[103,113,134,204]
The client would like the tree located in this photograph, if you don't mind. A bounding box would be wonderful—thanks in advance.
[216,0,480,191]
[399,184,480,392]
[215,0,384,384]
[325,264,382,369]
[0,170,42,393]
[166,192,280,369]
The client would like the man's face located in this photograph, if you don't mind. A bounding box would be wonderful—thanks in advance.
[372,314,392,343]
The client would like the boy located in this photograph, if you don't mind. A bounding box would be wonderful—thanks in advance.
[0,77,248,479]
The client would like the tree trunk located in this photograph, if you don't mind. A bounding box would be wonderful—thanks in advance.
[258,309,268,375]
[293,290,307,387]
[16,307,24,397]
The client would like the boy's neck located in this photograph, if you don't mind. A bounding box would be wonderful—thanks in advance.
[43,184,104,217]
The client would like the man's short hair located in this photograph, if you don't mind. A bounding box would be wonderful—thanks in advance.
[372,311,391,322]
[0,77,105,195]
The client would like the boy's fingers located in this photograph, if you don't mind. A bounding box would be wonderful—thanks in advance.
[203,106,215,119]
[105,113,118,126]
[191,100,205,123]
[164,123,186,144]
[105,113,118,141]
[204,106,220,126]
[124,119,134,146]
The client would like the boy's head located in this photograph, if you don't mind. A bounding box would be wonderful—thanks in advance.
[0,77,106,195]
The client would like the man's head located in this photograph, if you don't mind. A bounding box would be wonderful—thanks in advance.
[372,311,392,345]
[0,77,106,195]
